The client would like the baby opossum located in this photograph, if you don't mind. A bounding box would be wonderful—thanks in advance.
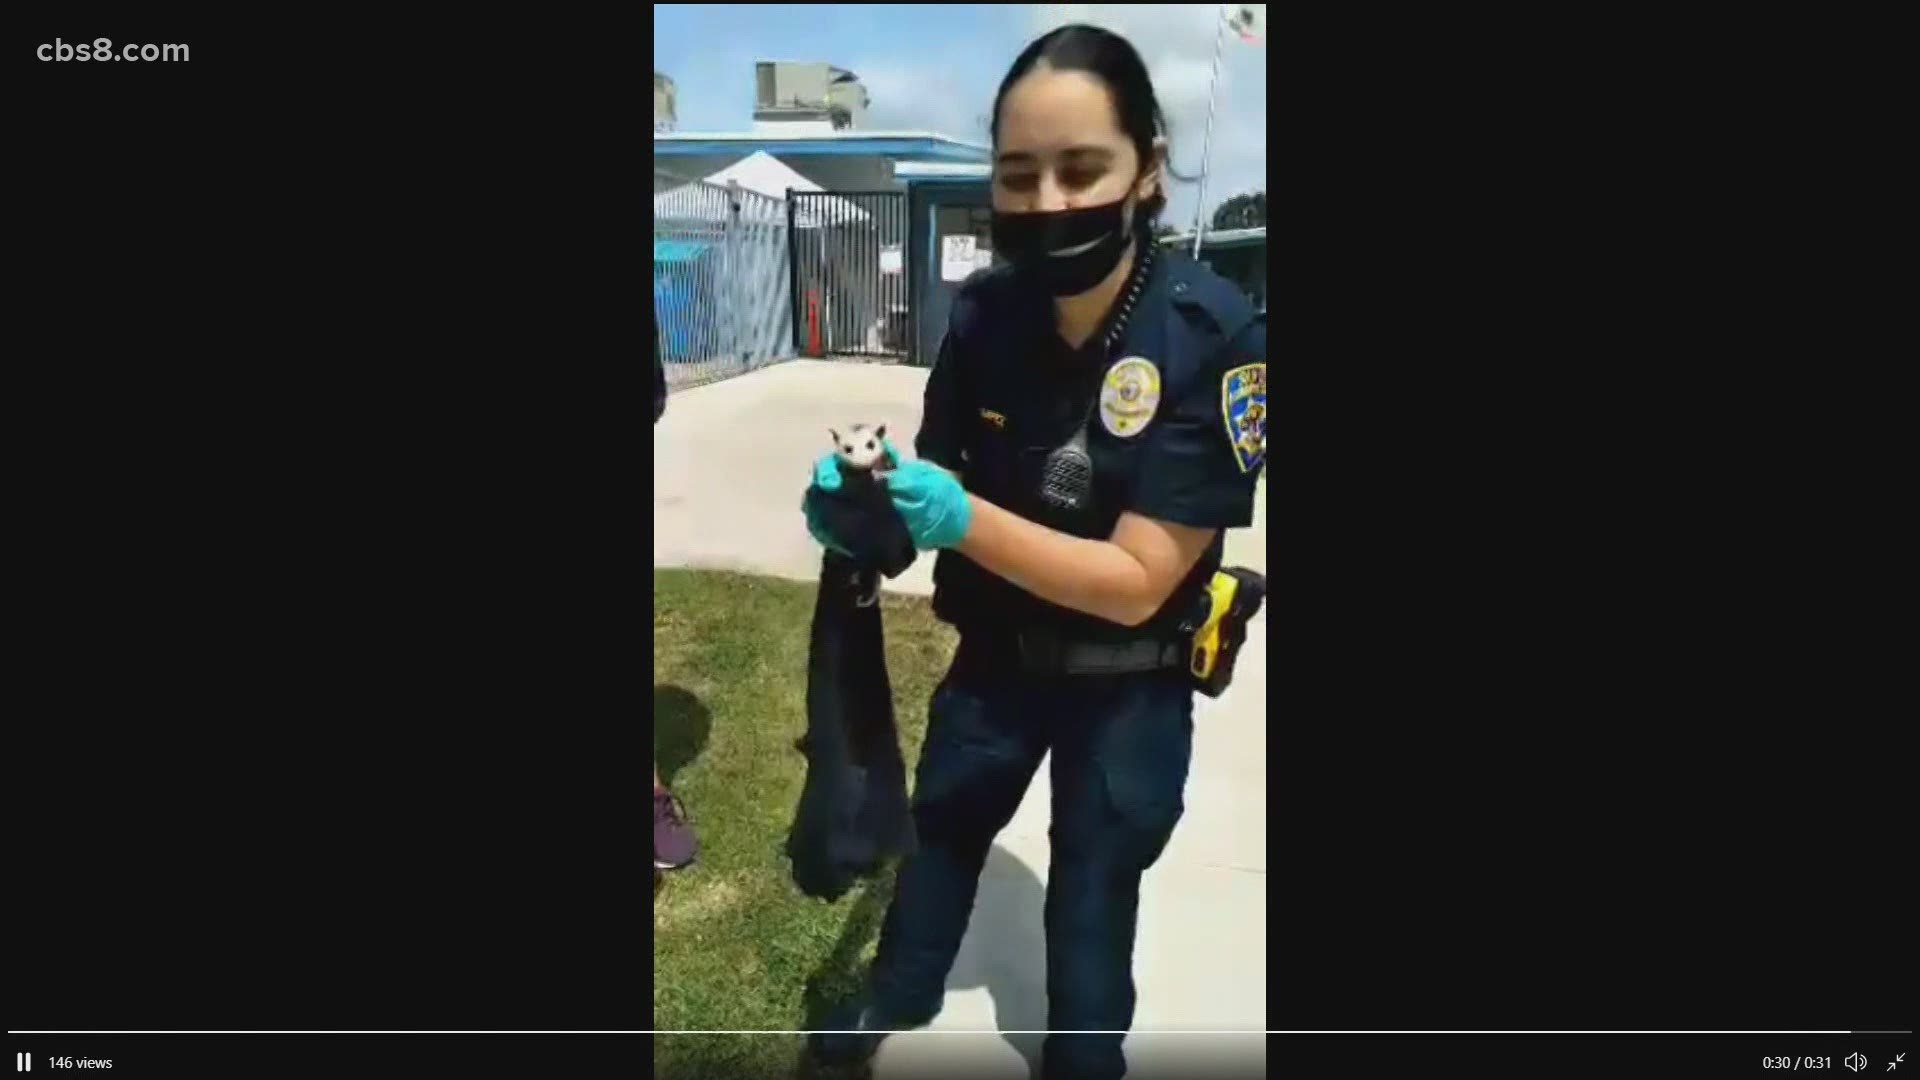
[832,423,890,473]
[829,423,891,607]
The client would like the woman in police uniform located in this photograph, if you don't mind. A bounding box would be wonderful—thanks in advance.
[805,24,1265,1080]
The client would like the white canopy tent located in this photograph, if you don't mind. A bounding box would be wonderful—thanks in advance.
[652,151,870,228]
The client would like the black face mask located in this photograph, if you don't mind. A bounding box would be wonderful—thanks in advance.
[991,197,1136,297]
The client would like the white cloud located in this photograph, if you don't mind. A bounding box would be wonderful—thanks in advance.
[856,62,991,143]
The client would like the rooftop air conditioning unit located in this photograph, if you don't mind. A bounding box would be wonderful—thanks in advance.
[754,61,867,130]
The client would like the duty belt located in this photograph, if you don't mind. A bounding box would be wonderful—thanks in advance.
[1012,629,1185,676]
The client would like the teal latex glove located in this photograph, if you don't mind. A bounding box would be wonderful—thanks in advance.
[801,439,905,554]
[884,458,971,550]
[801,487,850,556]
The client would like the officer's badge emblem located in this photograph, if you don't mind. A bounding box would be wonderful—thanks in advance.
[1099,356,1161,439]
[1221,363,1267,473]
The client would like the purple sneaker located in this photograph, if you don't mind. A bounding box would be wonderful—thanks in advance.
[654,787,698,871]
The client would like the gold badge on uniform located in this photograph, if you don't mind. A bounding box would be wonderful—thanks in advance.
[1099,356,1162,439]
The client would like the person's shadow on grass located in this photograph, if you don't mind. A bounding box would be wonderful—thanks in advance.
[653,686,710,901]
[791,869,896,1080]
[654,685,711,787]
[792,843,1048,1078]
[797,868,896,1040]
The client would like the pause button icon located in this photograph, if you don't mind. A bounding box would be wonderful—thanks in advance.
[13,1052,28,1072]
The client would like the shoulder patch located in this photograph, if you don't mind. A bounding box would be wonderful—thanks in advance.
[1221,363,1267,474]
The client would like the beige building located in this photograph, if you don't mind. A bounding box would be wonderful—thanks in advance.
[653,72,676,134]
[752,61,868,134]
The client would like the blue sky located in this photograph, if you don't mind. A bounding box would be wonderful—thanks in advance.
[653,4,1267,229]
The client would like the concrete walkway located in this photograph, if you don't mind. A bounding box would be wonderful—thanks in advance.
[656,360,1266,1078]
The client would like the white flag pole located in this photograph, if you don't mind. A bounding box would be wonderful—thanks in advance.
[1191,4,1229,259]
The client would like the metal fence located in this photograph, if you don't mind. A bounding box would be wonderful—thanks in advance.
[789,191,909,360]
[652,170,795,389]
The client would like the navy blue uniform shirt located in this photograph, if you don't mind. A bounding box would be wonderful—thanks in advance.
[916,249,1267,642]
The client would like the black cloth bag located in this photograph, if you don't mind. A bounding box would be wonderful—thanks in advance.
[786,473,919,900]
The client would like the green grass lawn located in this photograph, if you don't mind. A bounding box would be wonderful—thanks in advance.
[653,569,957,1078]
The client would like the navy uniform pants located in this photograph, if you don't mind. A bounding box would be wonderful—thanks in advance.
[867,637,1195,1080]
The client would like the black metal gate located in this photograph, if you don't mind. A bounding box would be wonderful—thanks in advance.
[788,190,908,359]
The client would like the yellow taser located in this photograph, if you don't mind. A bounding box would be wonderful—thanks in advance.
[1187,567,1267,698]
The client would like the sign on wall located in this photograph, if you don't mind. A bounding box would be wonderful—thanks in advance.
[940,235,977,282]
